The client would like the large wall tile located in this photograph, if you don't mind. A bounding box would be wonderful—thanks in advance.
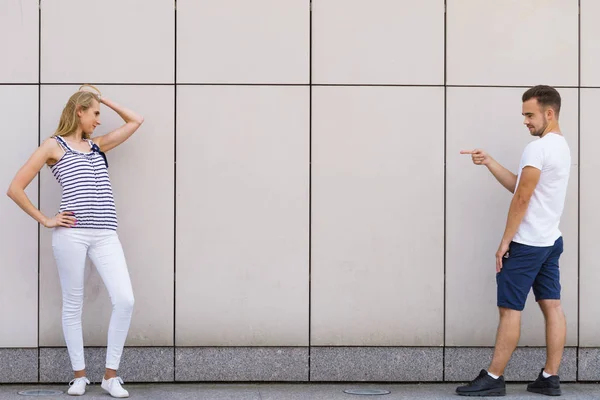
[447,0,578,86]
[176,85,309,346]
[312,0,444,85]
[0,349,38,383]
[0,86,39,347]
[41,0,174,83]
[311,347,443,381]
[578,348,600,381]
[581,0,600,87]
[311,87,444,346]
[446,87,578,346]
[175,347,308,381]
[0,0,38,83]
[177,0,309,84]
[580,89,600,346]
[39,85,174,346]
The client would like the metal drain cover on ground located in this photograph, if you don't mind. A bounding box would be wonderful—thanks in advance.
[343,388,391,395]
[17,389,63,396]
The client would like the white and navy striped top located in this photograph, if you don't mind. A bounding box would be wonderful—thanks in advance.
[50,135,118,230]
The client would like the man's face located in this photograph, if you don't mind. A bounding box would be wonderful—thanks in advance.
[522,98,548,137]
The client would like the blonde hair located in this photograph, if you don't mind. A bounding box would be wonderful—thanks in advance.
[53,91,100,139]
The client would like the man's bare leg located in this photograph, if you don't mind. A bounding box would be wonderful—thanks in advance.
[539,299,566,375]
[488,307,521,377]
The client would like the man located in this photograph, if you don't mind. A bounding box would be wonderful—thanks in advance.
[456,85,571,397]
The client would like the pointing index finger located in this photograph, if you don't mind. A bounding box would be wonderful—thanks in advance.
[460,150,475,155]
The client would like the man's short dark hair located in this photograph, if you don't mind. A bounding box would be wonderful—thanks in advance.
[522,85,561,116]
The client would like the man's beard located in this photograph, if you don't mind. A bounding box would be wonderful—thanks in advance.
[532,117,548,137]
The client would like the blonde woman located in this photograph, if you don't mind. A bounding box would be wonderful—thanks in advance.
[7,86,144,398]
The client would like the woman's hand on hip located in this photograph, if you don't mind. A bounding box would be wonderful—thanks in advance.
[43,212,77,228]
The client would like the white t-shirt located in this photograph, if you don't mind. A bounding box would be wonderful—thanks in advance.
[513,132,571,247]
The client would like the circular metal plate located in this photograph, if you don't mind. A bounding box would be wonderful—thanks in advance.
[17,389,63,396]
[343,388,391,395]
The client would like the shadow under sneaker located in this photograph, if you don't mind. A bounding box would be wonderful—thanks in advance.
[456,369,506,397]
[527,368,562,396]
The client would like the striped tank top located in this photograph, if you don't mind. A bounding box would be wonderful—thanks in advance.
[50,135,118,230]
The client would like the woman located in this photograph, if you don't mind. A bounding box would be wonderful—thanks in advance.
[7,85,144,398]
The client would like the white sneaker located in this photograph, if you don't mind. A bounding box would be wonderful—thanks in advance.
[67,377,90,396]
[101,376,129,398]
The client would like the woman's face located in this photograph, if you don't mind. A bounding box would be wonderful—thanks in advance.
[78,99,101,135]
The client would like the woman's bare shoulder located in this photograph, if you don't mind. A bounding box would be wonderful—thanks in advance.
[41,136,64,165]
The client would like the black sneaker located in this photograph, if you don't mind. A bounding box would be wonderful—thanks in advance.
[456,369,506,397]
[527,368,562,396]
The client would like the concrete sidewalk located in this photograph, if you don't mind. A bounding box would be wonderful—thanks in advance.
[1,383,600,399]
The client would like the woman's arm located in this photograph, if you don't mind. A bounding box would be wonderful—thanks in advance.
[93,97,144,153]
[7,138,76,228]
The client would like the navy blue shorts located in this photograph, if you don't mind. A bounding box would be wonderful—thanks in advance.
[496,237,563,311]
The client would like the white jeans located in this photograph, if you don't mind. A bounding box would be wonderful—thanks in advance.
[52,228,134,371]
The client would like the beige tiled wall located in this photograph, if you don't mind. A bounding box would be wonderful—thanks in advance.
[447,0,578,86]
[177,0,309,84]
[312,0,444,84]
[0,0,38,83]
[580,89,600,347]
[0,86,39,347]
[175,85,309,346]
[581,0,600,86]
[311,86,444,346]
[41,0,174,83]
[0,0,595,352]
